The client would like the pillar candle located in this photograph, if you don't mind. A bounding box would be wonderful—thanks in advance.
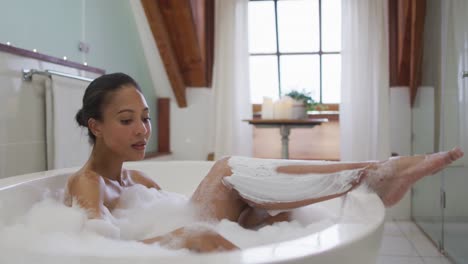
[261,97,273,119]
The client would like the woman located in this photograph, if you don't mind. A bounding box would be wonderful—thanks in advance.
[65,73,464,253]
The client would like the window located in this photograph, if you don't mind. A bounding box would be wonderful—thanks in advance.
[248,0,342,104]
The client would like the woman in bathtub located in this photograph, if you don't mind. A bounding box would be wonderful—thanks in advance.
[65,73,464,253]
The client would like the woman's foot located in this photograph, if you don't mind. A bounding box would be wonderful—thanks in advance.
[365,147,464,207]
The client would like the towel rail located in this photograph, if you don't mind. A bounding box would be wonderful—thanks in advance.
[22,69,94,82]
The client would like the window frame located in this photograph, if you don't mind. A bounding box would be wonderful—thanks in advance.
[249,0,341,104]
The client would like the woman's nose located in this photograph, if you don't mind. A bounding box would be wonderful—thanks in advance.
[135,120,148,135]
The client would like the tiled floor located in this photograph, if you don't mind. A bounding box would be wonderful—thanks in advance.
[415,220,468,264]
[378,221,452,264]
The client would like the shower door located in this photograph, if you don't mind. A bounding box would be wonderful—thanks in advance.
[412,1,468,263]
[439,1,468,263]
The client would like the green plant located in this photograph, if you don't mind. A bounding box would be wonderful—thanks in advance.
[284,90,322,111]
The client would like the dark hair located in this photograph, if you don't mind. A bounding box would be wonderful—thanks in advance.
[75,73,141,144]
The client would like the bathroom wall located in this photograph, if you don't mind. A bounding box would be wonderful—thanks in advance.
[0,0,159,178]
[0,52,100,178]
[0,0,157,151]
[386,87,412,220]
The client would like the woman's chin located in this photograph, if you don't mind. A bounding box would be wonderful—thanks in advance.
[125,152,146,161]
[134,154,146,161]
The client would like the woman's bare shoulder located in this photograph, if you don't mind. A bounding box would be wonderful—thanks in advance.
[65,169,108,218]
[67,170,105,195]
[127,169,161,190]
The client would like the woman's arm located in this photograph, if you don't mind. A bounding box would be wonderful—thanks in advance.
[129,170,161,190]
[141,226,238,253]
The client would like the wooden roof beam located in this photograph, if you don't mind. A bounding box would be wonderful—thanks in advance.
[141,0,187,108]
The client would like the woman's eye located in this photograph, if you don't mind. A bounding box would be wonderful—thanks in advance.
[143,117,151,123]
[120,119,132,125]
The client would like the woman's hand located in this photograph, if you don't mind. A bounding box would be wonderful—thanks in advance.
[142,226,238,253]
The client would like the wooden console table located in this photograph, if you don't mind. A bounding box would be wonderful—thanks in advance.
[244,118,328,159]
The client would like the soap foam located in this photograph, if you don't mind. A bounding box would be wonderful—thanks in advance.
[0,184,375,259]
[223,156,363,204]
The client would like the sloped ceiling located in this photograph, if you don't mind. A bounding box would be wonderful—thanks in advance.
[141,0,214,108]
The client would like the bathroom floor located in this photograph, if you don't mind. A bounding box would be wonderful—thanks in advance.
[378,221,451,264]
[439,222,468,264]
[415,220,468,264]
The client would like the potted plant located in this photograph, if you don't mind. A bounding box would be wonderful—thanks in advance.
[284,90,320,119]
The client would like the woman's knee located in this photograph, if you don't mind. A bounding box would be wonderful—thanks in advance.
[215,156,231,168]
[210,156,232,177]
[217,156,231,163]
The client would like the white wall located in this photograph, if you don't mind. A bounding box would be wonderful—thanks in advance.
[386,87,412,220]
[412,87,435,155]
[170,88,213,160]
[389,87,412,158]
[0,52,99,178]
[0,53,46,178]
[410,87,439,221]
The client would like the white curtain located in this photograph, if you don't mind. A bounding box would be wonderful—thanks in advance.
[209,0,253,159]
[340,0,390,162]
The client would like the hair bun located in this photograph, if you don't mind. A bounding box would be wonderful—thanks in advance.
[75,109,86,127]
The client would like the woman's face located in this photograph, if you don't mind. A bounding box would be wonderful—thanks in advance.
[95,85,152,161]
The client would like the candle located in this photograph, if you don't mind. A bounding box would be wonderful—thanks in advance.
[273,100,282,119]
[283,96,294,119]
[262,97,273,119]
[278,98,285,119]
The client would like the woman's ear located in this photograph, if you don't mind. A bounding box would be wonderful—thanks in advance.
[88,118,102,138]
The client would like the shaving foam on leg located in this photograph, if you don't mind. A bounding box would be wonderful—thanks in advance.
[222,156,364,204]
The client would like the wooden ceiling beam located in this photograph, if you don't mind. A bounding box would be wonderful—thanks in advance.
[142,0,215,105]
[397,0,411,85]
[190,0,215,87]
[141,0,187,107]
[158,0,206,86]
[389,0,426,107]
[409,0,426,106]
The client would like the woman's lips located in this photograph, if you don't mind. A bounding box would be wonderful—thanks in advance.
[131,143,146,151]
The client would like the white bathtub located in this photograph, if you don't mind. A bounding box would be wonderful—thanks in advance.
[0,161,385,264]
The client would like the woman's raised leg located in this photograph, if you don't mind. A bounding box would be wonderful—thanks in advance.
[256,147,464,208]
[190,157,247,222]
[190,148,464,227]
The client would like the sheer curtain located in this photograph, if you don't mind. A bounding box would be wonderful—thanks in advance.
[209,0,253,159]
[340,0,390,161]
